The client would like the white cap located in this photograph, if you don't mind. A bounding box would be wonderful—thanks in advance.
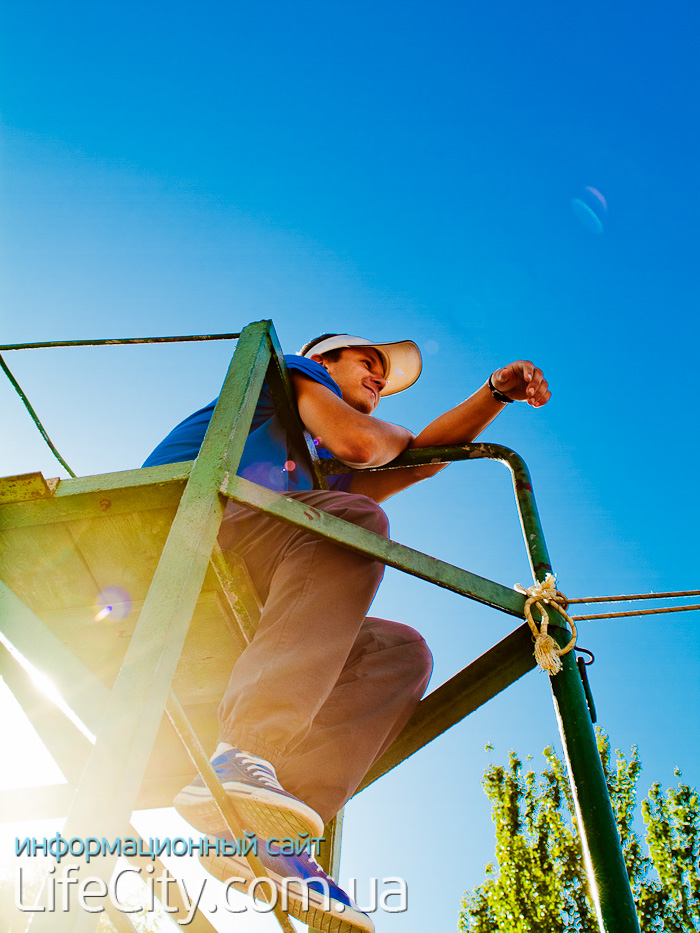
[301,334,422,396]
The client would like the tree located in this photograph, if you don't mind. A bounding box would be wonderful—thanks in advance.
[459,731,700,933]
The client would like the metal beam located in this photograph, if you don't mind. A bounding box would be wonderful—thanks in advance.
[0,644,90,786]
[165,693,297,933]
[0,580,109,731]
[322,442,552,578]
[223,474,526,616]
[509,497,640,931]
[264,328,329,490]
[209,543,260,647]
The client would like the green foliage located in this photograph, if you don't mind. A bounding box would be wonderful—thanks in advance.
[459,731,700,933]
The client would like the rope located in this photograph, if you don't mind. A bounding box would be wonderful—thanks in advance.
[515,573,577,675]
[0,353,77,477]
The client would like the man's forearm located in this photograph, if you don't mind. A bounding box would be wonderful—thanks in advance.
[410,382,507,451]
[350,360,550,503]
[349,383,506,500]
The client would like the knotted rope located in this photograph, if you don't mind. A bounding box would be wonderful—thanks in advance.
[515,573,577,675]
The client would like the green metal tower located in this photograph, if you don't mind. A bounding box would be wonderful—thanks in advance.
[0,320,641,932]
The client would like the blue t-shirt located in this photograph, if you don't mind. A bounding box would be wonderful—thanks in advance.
[142,355,352,493]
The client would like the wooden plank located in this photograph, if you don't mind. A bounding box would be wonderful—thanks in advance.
[24,590,238,705]
[64,505,177,605]
[0,464,189,530]
[355,623,536,793]
[0,506,178,615]
[0,523,97,611]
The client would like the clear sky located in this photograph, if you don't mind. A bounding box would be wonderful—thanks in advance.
[1,2,699,931]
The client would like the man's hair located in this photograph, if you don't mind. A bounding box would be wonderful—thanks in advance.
[299,333,344,362]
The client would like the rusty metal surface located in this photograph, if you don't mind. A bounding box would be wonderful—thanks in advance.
[0,472,59,504]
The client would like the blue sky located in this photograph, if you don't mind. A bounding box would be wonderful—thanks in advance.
[1,2,699,930]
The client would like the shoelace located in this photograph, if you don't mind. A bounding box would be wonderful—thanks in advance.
[234,752,283,790]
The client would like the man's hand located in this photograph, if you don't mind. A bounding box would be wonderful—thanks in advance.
[491,361,551,408]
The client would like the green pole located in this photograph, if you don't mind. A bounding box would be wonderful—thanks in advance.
[337,441,642,930]
[502,448,641,933]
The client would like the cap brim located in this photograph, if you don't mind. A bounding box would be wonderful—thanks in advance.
[370,339,422,396]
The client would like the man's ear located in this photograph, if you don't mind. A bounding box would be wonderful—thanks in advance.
[310,353,328,371]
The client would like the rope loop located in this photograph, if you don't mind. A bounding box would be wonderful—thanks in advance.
[515,572,577,675]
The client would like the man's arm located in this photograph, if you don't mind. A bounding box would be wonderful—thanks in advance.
[349,360,551,502]
[292,372,415,468]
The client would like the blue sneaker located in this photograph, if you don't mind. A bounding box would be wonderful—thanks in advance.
[174,748,324,840]
[200,833,374,933]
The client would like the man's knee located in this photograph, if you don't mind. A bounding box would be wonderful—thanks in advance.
[346,495,390,537]
[367,618,433,686]
[400,625,433,687]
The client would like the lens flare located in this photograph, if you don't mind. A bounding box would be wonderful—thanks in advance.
[585,186,608,211]
[572,197,604,235]
[95,586,132,622]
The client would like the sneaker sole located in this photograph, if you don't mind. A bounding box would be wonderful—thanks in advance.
[201,850,374,933]
[174,781,324,840]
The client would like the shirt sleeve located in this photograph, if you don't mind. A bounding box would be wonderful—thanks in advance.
[285,355,354,491]
[283,355,343,397]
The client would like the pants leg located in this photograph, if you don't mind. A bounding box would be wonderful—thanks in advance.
[217,489,432,823]
[217,490,390,765]
[276,616,433,824]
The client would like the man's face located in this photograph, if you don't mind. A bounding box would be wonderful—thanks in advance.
[312,347,387,414]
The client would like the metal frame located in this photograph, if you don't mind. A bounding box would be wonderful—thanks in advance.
[0,319,640,932]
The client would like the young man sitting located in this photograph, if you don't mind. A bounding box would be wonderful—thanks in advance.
[143,332,550,932]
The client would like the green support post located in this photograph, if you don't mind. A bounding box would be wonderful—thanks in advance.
[505,447,642,933]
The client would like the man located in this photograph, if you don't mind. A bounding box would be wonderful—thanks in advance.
[143,333,550,931]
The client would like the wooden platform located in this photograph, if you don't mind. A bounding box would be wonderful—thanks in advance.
[0,464,257,819]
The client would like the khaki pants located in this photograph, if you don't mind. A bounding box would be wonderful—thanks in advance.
[217,489,433,823]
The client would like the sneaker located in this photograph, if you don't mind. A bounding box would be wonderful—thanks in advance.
[201,833,374,933]
[173,749,325,840]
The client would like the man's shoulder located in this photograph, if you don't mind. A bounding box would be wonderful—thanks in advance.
[283,355,342,398]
